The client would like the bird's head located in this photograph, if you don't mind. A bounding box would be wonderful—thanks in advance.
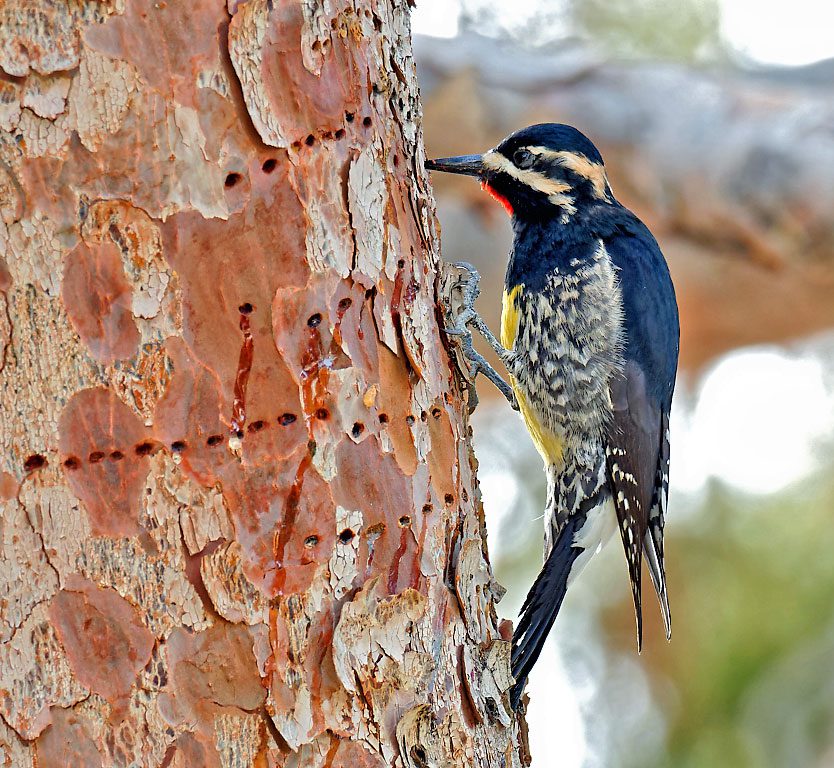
[426,123,612,220]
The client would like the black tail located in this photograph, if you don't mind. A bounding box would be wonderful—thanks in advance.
[510,514,584,709]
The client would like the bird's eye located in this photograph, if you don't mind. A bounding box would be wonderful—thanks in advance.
[513,149,534,169]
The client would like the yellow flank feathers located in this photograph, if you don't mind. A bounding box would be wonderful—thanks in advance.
[516,389,564,466]
[501,284,523,350]
[501,284,564,466]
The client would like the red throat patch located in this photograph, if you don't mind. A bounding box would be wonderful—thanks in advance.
[481,180,514,216]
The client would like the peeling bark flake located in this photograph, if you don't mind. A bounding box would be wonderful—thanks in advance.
[349,140,388,280]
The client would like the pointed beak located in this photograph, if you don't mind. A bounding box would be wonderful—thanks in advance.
[425,154,484,177]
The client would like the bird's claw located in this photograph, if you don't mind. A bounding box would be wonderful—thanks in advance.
[455,328,519,412]
[450,260,480,276]
[442,259,518,412]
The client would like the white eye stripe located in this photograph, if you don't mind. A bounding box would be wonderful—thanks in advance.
[483,149,576,212]
[483,150,572,196]
[527,145,610,199]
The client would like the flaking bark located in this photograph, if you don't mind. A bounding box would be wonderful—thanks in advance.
[0,2,524,766]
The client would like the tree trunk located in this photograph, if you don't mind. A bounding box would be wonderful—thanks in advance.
[0,2,524,766]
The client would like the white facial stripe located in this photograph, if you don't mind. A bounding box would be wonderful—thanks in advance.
[483,149,571,196]
[527,146,610,199]
[482,149,576,212]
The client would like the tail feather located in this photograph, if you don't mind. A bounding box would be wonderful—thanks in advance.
[510,513,584,709]
[644,410,672,640]
[643,528,671,639]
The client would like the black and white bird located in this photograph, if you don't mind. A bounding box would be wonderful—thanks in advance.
[426,123,679,708]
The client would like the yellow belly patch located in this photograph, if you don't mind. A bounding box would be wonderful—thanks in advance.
[501,284,523,350]
[502,283,564,466]
[516,388,564,466]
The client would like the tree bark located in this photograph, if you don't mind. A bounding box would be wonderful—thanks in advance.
[0,3,523,766]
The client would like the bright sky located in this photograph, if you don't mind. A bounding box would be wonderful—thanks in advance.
[412,0,834,66]
[673,346,834,495]
[720,0,834,65]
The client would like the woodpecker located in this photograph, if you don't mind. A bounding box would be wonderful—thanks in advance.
[426,124,679,708]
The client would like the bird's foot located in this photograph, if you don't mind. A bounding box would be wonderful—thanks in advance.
[449,260,483,310]
[449,263,514,362]
[441,261,518,412]
[453,329,518,410]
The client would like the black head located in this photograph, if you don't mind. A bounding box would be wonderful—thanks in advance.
[426,123,612,220]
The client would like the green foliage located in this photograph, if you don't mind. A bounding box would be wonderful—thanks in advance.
[568,0,722,62]
[653,473,834,768]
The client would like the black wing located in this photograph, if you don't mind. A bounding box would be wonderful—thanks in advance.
[603,213,679,648]
[606,361,662,650]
